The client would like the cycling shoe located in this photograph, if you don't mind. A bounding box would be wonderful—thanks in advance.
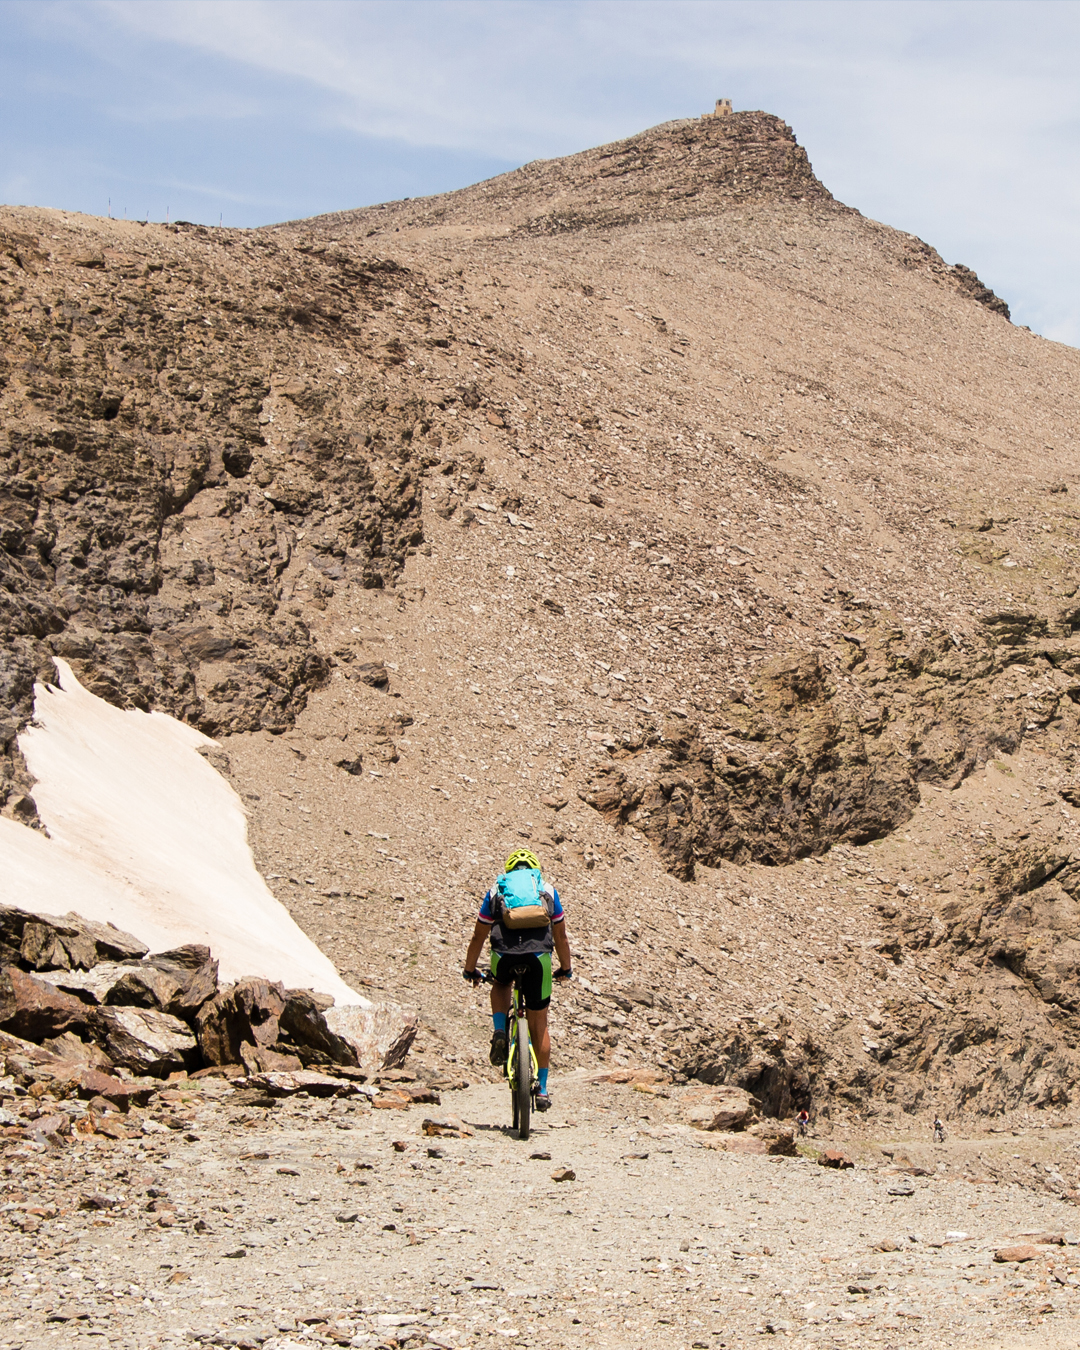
[489,1031,508,1066]
[535,1091,552,1112]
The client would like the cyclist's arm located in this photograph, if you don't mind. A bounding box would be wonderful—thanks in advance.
[553,917,571,972]
[463,919,489,973]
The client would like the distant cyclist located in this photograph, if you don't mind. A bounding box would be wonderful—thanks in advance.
[462,848,572,1112]
[796,1109,810,1137]
[933,1116,946,1144]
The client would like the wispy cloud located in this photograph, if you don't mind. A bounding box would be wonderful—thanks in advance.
[2,0,1078,342]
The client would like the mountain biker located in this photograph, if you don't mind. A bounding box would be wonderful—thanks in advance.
[462,848,572,1112]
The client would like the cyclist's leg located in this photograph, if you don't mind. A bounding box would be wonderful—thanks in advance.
[488,953,513,1066]
[489,952,513,1016]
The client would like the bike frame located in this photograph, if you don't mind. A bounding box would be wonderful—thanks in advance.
[482,970,538,1138]
[506,981,540,1097]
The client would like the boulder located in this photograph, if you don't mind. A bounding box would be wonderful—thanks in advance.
[45,962,164,1007]
[144,945,219,1017]
[239,1044,303,1074]
[195,978,287,1065]
[422,1115,474,1138]
[76,1069,154,1109]
[96,1006,198,1077]
[0,905,148,971]
[0,966,98,1042]
[105,965,186,1011]
[41,1032,113,1071]
[277,988,360,1068]
[687,1085,757,1132]
[194,977,361,1069]
[31,1112,71,1145]
[704,1134,768,1155]
[994,1245,1042,1263]
[373,1090,411,1110]
[323,1003,418,1073]
[48,948,218,1019]
[819,1149,855,1169]
[246,1069,360,1098]
[0,1028,82,1087]
[749,1123,797,1156]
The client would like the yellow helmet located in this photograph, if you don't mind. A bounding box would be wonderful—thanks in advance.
[504,848,540,873]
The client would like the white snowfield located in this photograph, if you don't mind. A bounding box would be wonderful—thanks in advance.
[0,659,367,1009]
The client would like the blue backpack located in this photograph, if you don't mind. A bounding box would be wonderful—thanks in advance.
[495,868,552,930]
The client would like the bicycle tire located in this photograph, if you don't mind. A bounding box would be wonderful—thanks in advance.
[515,1017,531,1141]
[508,1025,520,1131]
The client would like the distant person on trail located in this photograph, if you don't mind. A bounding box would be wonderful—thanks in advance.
[462,848,572,1112]
[933,1116,946,1144]
[796,1109,809,1137]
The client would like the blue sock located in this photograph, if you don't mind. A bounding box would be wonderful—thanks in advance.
[492,1013,507,1033]
[538,1067,549,1094]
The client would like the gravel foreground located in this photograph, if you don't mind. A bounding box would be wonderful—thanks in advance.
[1,1071,1079,1350]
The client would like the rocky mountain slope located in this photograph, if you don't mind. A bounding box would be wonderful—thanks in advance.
[3,108,1080,1128]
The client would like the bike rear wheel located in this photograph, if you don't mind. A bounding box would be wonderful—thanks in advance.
[515,1017,532,1141]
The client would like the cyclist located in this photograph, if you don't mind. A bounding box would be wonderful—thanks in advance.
[796,1109,809,1137]
[462,847,572,1112]
[933,1116,946,1144]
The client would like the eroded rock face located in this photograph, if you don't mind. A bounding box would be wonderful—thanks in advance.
[582,616,1080,879]
[0,222,434,800]
[684,1021,816,1119]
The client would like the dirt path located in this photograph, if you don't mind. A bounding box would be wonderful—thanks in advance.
[1,1072,1078,1349]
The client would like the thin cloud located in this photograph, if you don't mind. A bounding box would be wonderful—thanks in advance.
[4,0,1079,342]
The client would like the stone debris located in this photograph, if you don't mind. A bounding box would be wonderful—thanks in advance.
[421,1116,473,1138]
[994,1244,1042,1263]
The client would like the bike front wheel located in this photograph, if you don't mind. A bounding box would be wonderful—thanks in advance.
[515,1017,532,1141]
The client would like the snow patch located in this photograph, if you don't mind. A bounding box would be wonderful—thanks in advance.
[2,660,366,1007]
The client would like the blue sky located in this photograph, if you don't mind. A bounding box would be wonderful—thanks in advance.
[2,0,1079,344]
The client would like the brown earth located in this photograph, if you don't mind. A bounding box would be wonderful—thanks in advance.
[3,106,1080,1140]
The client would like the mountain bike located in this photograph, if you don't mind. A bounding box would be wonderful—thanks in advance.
[481,970,538,1140]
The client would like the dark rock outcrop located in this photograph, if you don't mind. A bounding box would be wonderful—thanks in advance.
[0,904,149,971]
[0,220,434,795]
[194,975,361,1071]
[0,965,99,1042]
[582,615,1080,879]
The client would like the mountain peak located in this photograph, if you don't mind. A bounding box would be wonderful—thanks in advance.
[289,108,835,240]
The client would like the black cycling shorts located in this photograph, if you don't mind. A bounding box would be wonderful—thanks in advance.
[489,951,552,1011]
